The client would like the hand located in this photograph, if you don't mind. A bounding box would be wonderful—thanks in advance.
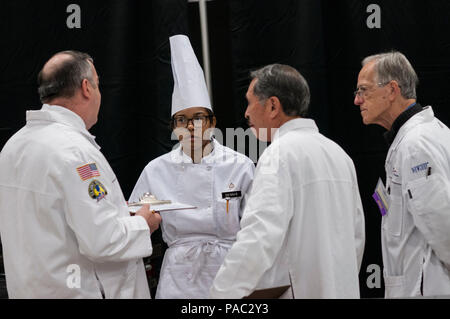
[135,204,162,234]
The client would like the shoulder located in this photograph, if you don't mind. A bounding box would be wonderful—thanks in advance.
[401,120,448,156]
[26,122,98,163]
[215,142,255,167]
[142,148,179,172]
[277,128,348,157]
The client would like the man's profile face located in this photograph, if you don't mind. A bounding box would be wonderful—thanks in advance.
[354,61,390,127]
[86,61,102,129]
[90,62,101,113]
[245,79,271,142]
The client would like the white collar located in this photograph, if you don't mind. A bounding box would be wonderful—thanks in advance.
[26,104,100,150]
[272,118,318,141]
[170,139,223,164]
[386,106,434,163]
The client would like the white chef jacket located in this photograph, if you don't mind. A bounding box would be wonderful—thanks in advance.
[129,139,255,299]
[382,106,450,298]
[0,104,152,299]
[210,118,365,299]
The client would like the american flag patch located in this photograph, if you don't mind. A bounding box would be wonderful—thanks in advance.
[76,163,100,181]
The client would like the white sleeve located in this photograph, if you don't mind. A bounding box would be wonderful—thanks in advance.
[210,152,293,298]
[61,151,152,263]
[353,182,366,272]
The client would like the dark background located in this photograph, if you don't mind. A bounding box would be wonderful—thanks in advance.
[1,0,450,299]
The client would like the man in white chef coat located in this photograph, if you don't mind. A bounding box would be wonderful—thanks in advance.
[210,64,365,299]
[354,51,450,297]
[0,50,161,298]
[129,35,255,299]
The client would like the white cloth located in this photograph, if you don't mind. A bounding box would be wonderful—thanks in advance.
[0,104,152,299]
[210,118,365,299]
[170,34,212,115]
[382,106,450,298]
[129,139,255,298]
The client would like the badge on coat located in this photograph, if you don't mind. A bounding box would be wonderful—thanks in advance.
[411,162,429,174]
[222,190,242,214]
[372,178,389,216]
[88,180,107,202]
[76,163,100,181]
[221,191,242,199]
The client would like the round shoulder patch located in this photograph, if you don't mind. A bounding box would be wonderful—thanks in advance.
[88,180,108,202]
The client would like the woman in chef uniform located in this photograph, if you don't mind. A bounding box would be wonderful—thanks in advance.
[129,35,255,299]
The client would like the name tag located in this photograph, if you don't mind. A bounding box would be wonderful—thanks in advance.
[222,191,242,199]
[372,178,389,216]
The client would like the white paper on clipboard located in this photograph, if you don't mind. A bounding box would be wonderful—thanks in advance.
[128,202,197,213]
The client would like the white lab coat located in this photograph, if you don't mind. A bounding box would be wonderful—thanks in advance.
[382,106,450,298]
[0,105,152,299]
[210,118,365,299]
[129,139,255,298]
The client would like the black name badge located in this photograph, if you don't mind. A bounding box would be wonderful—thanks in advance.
[222,191,242,199]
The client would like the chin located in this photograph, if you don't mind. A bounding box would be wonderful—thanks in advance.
[253,127,271,142]
[361,116,371,126]
[250,127,259,139]
[256,134,269,143]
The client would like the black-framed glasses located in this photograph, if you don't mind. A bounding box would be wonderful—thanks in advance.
[173,114,213,128]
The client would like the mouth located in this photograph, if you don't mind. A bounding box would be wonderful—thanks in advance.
[179,135,201,142]
[187,135,202,142]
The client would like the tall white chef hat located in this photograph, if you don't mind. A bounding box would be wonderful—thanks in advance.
[170,34,212,116]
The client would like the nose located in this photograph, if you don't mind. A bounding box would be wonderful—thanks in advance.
[187,120,195,131]
[354,94,363,106]
[244,107,250,121]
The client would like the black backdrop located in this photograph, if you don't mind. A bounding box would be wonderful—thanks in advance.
[1,0,450,299]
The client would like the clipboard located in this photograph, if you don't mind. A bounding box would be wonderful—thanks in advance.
[128,202,196,213]
[243,285,291,299]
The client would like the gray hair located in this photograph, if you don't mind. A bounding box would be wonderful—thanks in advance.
[37,50,95,103]
[250,64,310,117]
[362,51,418,99]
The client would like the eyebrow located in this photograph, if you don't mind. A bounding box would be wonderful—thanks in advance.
[175,112,209,118]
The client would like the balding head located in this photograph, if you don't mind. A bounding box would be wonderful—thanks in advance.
[37,50,95,103]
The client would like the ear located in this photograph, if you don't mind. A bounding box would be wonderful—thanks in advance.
[81,79,91,99]
[388,80,401,101]
[267,96,282,119]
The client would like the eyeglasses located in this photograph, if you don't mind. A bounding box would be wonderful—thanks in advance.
[173,114,213,128]
[354,82,391,98]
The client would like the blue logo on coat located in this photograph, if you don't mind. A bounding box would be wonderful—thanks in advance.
[411,162,429,174]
